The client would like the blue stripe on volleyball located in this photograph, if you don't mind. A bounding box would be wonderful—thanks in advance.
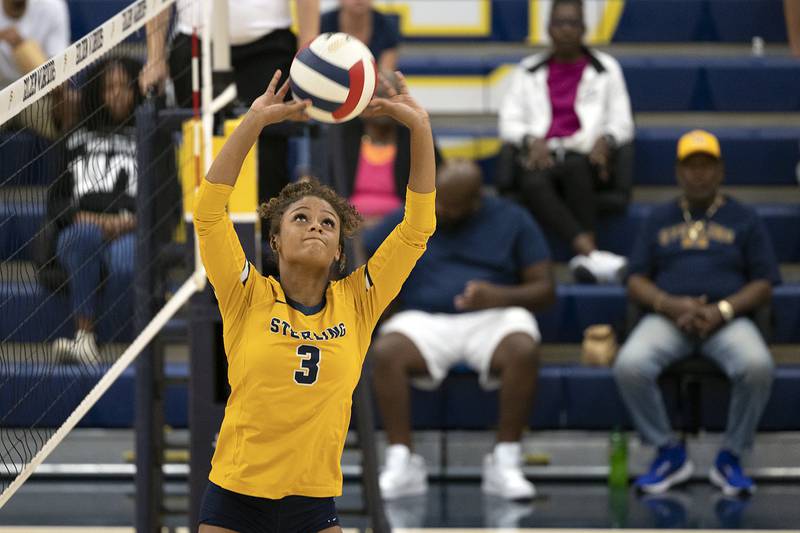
[291,82,341,113]
[296,47,351,88]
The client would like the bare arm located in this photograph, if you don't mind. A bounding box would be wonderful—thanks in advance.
[786,0,800,56]
[296,0,320,48]
[628,273,706,334]
[206,70,309,187]
[454,261,556,313]
[140,8,172,94]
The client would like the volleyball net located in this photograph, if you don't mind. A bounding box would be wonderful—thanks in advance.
[0,0,215,508]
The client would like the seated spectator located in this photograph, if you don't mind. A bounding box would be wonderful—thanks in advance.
[327,72,441,228]
[498,0,634,284]
[0,0,71,137]
[48,57,143,364]
[320,0,398,72]
[613,130,780,496]
[364,159,555,501]
[0,0,68,89]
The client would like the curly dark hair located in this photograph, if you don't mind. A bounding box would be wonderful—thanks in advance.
[258,178,363,273]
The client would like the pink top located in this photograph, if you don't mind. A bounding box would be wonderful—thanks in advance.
[545,56,589,139]
[350,138,401,217]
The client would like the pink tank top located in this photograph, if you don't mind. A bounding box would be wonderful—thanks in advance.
[350,138,401,217]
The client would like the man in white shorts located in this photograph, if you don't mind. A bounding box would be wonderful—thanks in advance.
[362,159,555,501]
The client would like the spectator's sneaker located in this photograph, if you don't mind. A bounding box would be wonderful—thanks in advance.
[635,442,694,494]
[52,330,100,365]
[482,442,536,501]
[570,250,627,284]
[709,449,755,497]
[379,444,428,500]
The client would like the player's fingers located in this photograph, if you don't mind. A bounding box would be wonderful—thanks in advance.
[276,78,291,99]
[394,71,410,94]
[265,70,282,96]
[378,74,396,98]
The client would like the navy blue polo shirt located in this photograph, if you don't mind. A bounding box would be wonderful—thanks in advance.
[363,195,550,313]
[320,9,400,62]
[628,197,781,301]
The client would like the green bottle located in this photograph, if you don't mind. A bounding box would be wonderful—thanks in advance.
[608,427,628,488]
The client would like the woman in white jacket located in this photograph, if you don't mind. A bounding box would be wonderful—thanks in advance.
[499,0,634,284]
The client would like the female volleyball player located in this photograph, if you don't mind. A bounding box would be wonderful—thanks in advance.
[194,69,436,533]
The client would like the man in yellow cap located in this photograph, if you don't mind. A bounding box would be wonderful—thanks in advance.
[613,130,781,496]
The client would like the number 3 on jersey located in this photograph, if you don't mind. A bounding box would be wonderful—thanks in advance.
[294,345,320,385]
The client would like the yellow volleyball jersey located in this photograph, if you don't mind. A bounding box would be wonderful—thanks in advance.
[193,180,435,499]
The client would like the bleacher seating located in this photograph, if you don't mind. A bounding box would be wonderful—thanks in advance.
[3,361,798,432]
[1,0,796,436]
[399,56,800,113]
[64,0,788,44]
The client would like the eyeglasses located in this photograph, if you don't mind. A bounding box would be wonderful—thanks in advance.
[550,18,583,28]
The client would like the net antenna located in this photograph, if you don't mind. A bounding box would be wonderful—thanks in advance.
[0,0,237,508]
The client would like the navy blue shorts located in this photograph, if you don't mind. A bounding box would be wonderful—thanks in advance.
[198,482,339,533]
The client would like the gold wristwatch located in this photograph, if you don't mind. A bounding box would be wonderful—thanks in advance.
[717,299,735,322]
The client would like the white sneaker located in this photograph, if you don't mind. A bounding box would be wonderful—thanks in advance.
[380,444,428,500]
[570,250,627,284]
[52,329,100,365]
[481,442,536,501]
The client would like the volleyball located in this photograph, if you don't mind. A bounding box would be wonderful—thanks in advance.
[289,32,378,123]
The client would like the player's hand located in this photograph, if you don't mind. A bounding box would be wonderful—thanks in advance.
[454,280,505,311]
[363,71,429,130]
[139,58,168,95]
[0,27,23,47]
[251,70,310,125]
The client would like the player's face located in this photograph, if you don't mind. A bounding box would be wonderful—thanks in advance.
[677,153,724,205]
[277,196,341,271]
[103,64,135,124]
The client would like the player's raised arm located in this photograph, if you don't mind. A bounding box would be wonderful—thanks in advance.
[363,72,435,195]
[194,71,309,317]
[353,72,436,325]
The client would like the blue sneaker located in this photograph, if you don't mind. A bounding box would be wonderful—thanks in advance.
[635,442,694,494]
[709,449,755,496]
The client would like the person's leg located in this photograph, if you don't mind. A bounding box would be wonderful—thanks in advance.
[371,332,432,448]
[519,165,583,247]
[701,317,773,496]
[232,30,296,203]
[101,232,136,326]
[373,311,464,499]
[614,314,694,448]
[490,332,540,443]
[701,318,774,455]
[559,153,597,238]
[614,314,695,492]
[463,308,540,500]
[56,223,104,331]
[167,33,195,108]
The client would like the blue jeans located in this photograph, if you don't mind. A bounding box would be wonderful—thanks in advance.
[614,313,773,455]
[56,223,135,324]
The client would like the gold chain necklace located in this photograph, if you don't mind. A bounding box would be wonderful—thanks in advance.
[680,195,723,243]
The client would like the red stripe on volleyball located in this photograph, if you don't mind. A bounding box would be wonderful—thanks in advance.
[332,60,365,120]
[371,59,378,97]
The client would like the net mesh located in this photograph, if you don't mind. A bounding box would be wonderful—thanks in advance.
[0,0,200,501]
